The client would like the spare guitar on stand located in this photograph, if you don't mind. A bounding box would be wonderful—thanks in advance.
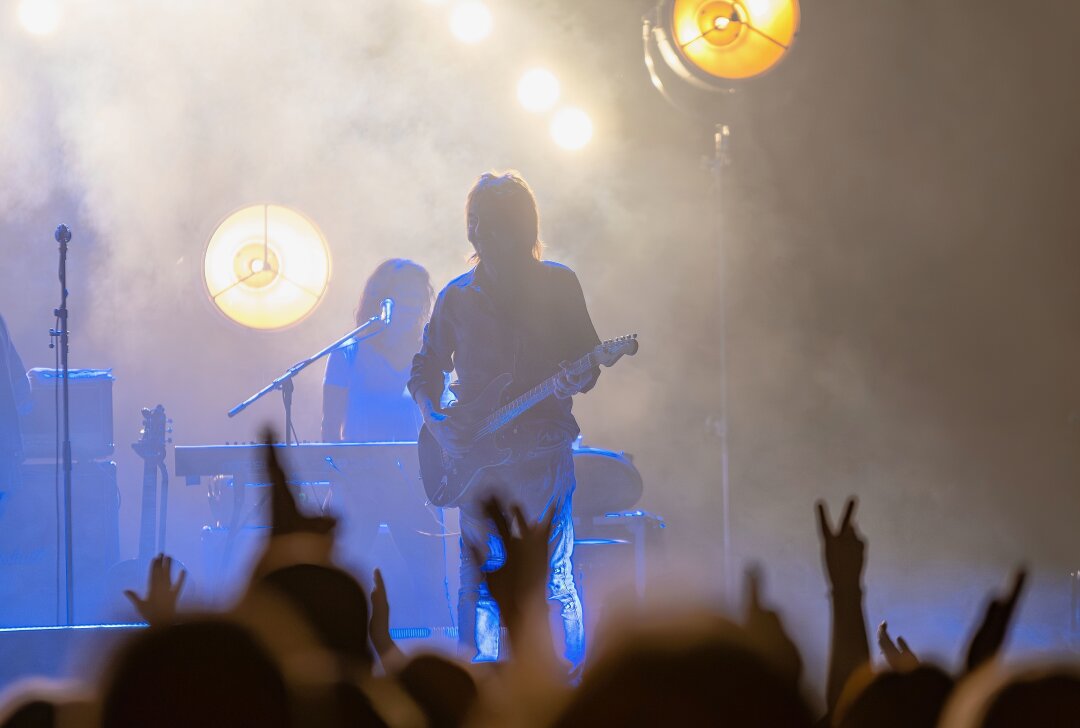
[106,405,187,619]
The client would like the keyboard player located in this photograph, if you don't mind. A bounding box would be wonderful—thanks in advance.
[320,259,445,627]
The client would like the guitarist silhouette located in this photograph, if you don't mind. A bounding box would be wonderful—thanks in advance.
[408,170,631,671]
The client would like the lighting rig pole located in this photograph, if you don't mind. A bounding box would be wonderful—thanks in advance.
[708,123,734,599]
[643,0,799,602]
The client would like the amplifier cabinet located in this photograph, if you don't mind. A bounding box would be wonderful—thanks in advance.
[0,461,120,626]
[21,368,114,460]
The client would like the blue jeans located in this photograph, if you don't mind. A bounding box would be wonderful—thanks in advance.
[457,445,584,669]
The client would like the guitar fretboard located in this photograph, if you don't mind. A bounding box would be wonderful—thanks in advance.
[474,350,597,439]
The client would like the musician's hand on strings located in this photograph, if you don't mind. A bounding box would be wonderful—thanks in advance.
[424,407,469,458]
[877,621,920,672]
[554,361,592,399]
[124,553,186,626]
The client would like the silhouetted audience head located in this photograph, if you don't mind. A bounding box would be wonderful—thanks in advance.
[0,699,54,728]
[836,664,955,728]
[942,663,1080,728]
[257,563,373,671]
[398,654,479,728]
[8,469,1074,728]
[551,623,813,728]
[980,669,1080,727]
[101,618,291,728]
[0,679,92,728]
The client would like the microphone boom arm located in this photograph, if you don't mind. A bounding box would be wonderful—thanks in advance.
[226,311,390,441]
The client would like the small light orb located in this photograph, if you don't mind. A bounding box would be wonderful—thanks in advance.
[517,68,561,113]
[18,0,61,36]
[550,107,593,150]
[450,1,493,44]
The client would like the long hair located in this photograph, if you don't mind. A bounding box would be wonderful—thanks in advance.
[465,170,544,263]
[354,259,434,327]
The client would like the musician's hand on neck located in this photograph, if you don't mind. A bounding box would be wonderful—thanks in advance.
[554,360,591,399]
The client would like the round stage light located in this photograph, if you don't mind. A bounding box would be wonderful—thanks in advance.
[17,0,61,36]
[517,68,560,113]
[550,107,593,150]
[653,0,799,87]
[203,204,331,331]
[450,1,493,44]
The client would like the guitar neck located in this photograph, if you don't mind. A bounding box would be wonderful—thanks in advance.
[136,460,158,560]
[479,350,596,436]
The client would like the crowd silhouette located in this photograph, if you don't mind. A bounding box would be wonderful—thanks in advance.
[1,428,1076,728]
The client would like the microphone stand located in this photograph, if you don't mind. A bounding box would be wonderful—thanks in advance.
[227,312,389,444]
[48,224,75,625]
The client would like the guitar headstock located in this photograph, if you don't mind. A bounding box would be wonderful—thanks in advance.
[132,404,170,463]
[594,334,639,367]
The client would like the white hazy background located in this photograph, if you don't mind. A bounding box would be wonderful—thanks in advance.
[2,0,1080,697]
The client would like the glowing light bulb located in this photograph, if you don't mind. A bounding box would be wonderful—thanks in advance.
[714,16,731,29]
[517,68,561,113]
[550,108,593,151]
[450,1,493,44]
[204,204,331,330]
[17,0,61,36]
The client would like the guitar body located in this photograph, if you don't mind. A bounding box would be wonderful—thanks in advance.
[418,373,514,507]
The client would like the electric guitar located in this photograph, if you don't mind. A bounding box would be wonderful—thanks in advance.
[418,334,639,507]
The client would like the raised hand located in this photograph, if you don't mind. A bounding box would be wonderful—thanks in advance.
[964,568,1027,673]
[816,497,866,593]
[124,553,186,626]
[262,427,336,538]
[743,566,803,685]
[877,621,919,671]
[469,498,555,627]
[467,497,561,679]
[817,496,870,714]
[369,568,397,660]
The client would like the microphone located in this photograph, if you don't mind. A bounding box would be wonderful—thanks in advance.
[380,298,393,325]
[54,224,72,244]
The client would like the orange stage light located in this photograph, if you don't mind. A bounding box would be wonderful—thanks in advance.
[653,0,799,87]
